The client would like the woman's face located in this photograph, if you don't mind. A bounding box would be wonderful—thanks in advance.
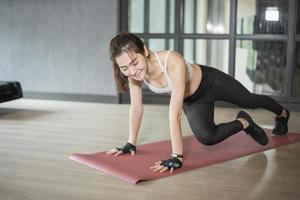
[115,50,147,81]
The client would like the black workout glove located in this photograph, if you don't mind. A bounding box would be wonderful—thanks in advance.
[161,157,183,170]
[116,142,136,154]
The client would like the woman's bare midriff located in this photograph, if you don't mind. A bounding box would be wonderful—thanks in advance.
[184,64,202,98]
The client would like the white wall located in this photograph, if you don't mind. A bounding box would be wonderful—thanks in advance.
[0,0,118,98]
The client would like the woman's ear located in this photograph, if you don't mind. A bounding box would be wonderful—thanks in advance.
[143,45,149,58]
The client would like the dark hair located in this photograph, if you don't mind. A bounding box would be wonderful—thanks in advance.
[109,32,146,93]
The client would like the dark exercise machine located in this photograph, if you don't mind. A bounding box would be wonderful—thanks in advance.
[0,81,23,103]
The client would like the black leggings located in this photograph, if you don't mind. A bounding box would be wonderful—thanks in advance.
[183,65,283,145]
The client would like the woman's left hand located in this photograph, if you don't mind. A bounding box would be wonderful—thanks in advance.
[150,157,183,173]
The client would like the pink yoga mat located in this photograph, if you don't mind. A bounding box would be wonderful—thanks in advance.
[69,130,300,184]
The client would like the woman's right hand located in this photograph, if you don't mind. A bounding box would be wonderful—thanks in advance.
[106,142,136,156]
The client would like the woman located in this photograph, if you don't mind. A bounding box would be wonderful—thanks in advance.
[106,32,290,174]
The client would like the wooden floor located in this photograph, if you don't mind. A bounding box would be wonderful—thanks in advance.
[0,99,300,200]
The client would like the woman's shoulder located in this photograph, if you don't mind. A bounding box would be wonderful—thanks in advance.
[154,50,186,74]
[155,50,183,61]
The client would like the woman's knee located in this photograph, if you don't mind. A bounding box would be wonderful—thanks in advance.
[193,131,218,146]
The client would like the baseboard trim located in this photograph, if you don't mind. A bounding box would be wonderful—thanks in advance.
[24,91,119,103]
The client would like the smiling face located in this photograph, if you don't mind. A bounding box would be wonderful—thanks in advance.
[115,49,148,81]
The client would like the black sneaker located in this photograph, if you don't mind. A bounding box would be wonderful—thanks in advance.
[237,111,269,146]
[272,108,290,135]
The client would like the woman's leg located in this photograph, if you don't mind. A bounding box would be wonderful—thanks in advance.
[202,66,289,135]
[208,67,283,115]
[183,101,243,145]
[183,65,275,146]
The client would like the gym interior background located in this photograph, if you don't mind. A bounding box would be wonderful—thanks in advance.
[1,1,300,199]
[0,0,299,109]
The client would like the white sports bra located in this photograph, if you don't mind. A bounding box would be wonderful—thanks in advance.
[143,50,193,94]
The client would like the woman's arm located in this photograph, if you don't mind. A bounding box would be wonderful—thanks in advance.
[106,77,143,156]
[167,51,186,157]
[150,51,186,173]
[128,77,144,146]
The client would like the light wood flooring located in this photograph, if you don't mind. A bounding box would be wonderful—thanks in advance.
[0,99,300,200]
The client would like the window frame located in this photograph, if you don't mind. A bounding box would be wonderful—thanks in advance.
[118,0,300,105]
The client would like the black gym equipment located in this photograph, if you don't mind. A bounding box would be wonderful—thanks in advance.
[0,81,23,103]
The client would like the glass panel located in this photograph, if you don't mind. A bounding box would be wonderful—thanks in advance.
[184,39,229,73]
[148,39,166,51]
[235,40,286,96]
[149,0,166,33]
[184,0,230,34]
[149,0,175,33]
[237,0,288,34]
[293,42,300,96]
[128,0,144,33]
[184,40,195,63]
[169,0,175,33]
[168,39,174,50]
